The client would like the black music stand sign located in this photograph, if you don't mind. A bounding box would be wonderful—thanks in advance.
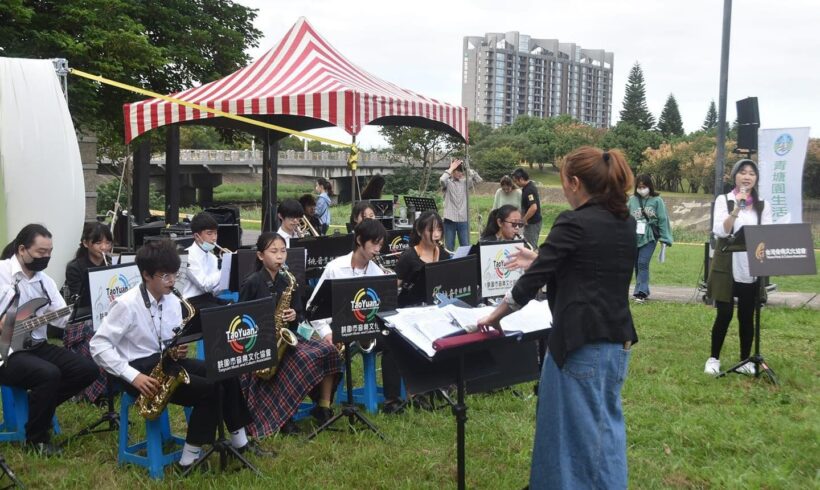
[380,229,411,270]
[717,223,816,384]
[424,255,479,306]
[306,275,397,438]
[186,298,277,475]
[292,234,354,270]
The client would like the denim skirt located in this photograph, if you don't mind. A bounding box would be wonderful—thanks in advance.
[529,341,632,490]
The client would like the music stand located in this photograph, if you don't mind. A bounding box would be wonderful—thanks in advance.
[717,223,816,385]
[305,275,397,440]
[183,297,277,475]
[403,196,437,213]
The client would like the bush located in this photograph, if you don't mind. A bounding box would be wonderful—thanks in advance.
[96,179,164,215]
[473,146,520,181]
[384,165,420,195]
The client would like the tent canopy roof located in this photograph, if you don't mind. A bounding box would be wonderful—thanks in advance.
[123,17,468,144]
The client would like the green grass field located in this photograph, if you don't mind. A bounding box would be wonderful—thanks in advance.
[4,301,817,488]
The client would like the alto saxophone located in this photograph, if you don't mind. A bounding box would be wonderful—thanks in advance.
[135,287,193,420]
[255,268,299,380]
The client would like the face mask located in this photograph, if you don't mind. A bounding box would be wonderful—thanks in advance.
[199,241,216,253]
[26,255,51,272]
[637,188,650,197]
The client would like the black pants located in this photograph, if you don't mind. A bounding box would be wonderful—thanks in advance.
[0,343,98,443]
[127,355,251,446]
[710,281,756,360]
[379,344,402,401]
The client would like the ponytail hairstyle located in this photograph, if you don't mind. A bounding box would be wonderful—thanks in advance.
[254,232,287,271]
[316,177,334,197]
[561,147,634,220]
[481,205,518,239]
[1,224,52,260]
[409,211,444,246]
[75,222,114,259]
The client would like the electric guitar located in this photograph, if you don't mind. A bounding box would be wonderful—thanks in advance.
[0,297,73,367]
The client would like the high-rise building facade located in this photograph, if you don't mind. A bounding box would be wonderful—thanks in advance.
[462,32,614,129]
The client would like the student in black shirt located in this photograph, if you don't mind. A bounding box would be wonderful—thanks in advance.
[513,168,542,248]
[395,211,450,307]
[63,222,114,404]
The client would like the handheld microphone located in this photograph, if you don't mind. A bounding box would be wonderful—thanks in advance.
[738,186,747,209]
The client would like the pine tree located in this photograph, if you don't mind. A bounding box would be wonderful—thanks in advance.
[619,62,655,130]
[657,94,684,137]
[702,100,718,130]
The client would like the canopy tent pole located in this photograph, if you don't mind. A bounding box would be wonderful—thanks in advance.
[351,133,358,203]
[132,138,151,225]
[165,125,181,225]
[463,143,473,241]
[261,131,279,232]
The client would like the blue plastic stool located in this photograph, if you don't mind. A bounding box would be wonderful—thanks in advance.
[0,385,61,442]
[216,290,239,303]
[293,401,315,421]
[336,351,406,414]
[118,391,185,479]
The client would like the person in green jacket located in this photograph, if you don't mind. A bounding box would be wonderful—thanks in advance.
[627,174,673,302]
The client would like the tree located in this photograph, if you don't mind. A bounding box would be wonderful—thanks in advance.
[473,146,520,181]
[657,94,685,138]
[804,138,820,198]
[600,122,662,171]
[702,100,718,131]
[379,127,462,193]
[619,62,655,130]
[0,0,262,152]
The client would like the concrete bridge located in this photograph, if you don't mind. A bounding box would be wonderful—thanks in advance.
[100,149,448,206]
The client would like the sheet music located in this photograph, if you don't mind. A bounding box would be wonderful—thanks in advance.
[452,245,472,259]
[415,318,462,343]
[500,299,551,334]
[441,304,496,332]
[217,252,234,291]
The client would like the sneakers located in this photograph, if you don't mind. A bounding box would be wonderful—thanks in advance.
[279,418,301,435]
[237,440,277,458]
[632,292,647,304]
[704,357,721,375]
[26,441,63,457]
[310,406,334,425]
[737,362,756,376]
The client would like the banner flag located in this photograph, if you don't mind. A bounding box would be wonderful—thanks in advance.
[758,127,810,223]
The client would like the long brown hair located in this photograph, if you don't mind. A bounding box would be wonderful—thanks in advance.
[561,147,634,219]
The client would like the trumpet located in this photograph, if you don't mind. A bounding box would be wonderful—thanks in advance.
[297,217,319,237]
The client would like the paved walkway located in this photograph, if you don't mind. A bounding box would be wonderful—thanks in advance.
[242,229,819,310]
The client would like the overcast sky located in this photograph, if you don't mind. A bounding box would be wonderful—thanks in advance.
[236,0,819,148]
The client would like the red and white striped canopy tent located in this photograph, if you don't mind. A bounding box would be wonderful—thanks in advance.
[123,17,468,144]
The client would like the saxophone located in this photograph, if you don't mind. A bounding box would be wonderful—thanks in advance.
[135,287,193,420]
[255,268,299,380]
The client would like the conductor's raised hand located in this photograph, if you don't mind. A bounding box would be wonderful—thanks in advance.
[132,373,160,398]
[504,245,538,271]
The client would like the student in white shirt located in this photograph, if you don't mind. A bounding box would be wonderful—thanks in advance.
[182,213,228,339]
[276,199,304,247]
[0,224,97,456]
[306,219,404,414]
[90,240,265,471]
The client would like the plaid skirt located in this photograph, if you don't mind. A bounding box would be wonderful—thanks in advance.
[240,338,342,438]
[63,319,109,403]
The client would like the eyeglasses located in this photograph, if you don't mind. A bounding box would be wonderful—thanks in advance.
[155,272,181,284]
[504,221,525,229]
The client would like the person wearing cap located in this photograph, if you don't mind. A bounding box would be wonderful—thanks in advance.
[704,159,772,376]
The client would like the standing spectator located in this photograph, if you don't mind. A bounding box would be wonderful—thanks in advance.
[479,147,637,490]
[512,168,542,248]
[440,158,482,251]
[704,159,772,376]
[627,174,673,303]
[492,175,522,211]
[314,178,333,235]
[361,174,386,200]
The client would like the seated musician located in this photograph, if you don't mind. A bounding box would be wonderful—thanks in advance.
[182,212,225,308]
[307,219,404,414]
[395,211,451,308]
[298,194,323,237]
[90,240,266,471]
[238,233,342,435]
[277,199,305,247]
[63,222,114,404]
[0,224,98,456]
[346,201,376,233]
[479,205,525,243]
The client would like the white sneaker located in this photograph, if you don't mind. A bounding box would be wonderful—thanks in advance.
[737,362,756,376]
[704,357,721,375]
